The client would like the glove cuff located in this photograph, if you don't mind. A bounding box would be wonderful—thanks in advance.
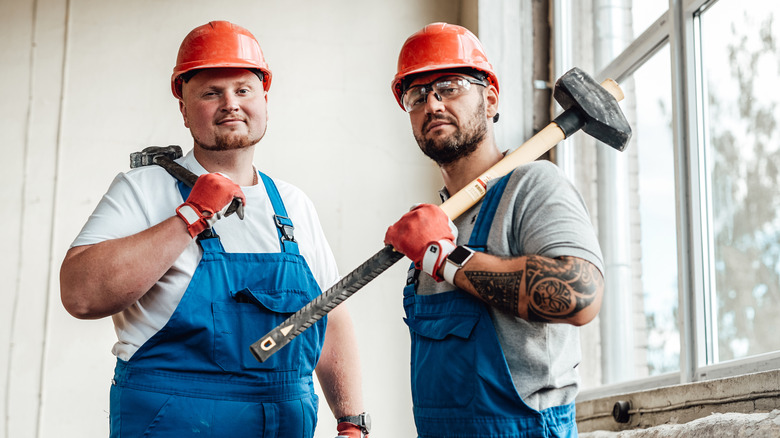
[336,422,367,438]
[421,239,456,282]
[176,202,214,238]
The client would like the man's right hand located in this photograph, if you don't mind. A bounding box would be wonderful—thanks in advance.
[384,203,457,281]
[177,173,246,237]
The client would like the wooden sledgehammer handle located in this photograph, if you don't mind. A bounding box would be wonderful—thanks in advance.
[250,77,625,363]
[442,78,622,219]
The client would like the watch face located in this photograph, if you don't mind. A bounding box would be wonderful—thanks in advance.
[448,246,474,265]
[363,413,371,431]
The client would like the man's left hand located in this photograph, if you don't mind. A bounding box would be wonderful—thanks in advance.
[335,422,368,438]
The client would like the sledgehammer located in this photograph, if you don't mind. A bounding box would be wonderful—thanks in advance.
[251,67,632,362]
[129,145,244,219]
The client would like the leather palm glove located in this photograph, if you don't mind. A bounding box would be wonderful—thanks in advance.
[384,204,458,281]
[176,173,246,238]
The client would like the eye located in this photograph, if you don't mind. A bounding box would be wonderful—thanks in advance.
[436,80,462,97]
[405,88,427,108]
[439,87,459,97]
[411,94,426,106]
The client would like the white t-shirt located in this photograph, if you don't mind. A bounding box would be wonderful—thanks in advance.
[71,151,340,360]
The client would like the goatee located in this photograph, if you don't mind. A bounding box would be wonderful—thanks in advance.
[415,110,487,166]
[194,129,265,152]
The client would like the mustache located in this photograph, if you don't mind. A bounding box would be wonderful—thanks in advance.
[216,115,246,124]
[422,113,457,133]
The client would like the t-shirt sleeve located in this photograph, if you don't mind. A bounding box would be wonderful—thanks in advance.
[507,161,604,274]
[71,172,160,247]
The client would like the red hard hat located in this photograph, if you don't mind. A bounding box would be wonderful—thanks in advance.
[171,21,272,99]
[391,22,499,110]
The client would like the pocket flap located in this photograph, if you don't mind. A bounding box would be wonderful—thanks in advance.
[230,288,311,314]
[404,312,480,340]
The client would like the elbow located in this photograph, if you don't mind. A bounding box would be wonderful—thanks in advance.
[59,246,120,319]
[569,284,604,327]
[60,269,106,320]
[61,288,102,320]
[568,305,600,327]
[568,262,604,327]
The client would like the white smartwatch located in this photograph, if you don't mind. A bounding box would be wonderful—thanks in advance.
[443,245,475,285]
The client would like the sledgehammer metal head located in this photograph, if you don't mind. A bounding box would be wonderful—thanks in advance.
[129,145,197,187]
[130,145,183,169]
[553,67,631,151]
[129,145,244,219]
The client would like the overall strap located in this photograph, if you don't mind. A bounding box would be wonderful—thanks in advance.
[177,180,226,253]
[467,172,512,250]
[258,171,300,254]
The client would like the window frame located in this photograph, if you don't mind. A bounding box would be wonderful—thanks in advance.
[552,0,780,401]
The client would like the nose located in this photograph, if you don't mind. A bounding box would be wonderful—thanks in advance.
[221,94,240,112]
[423,90,445,113]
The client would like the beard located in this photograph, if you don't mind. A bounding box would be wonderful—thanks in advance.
[414,101,488,166]
[194,125,266,151]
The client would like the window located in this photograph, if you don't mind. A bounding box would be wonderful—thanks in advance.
[554,0,780,398]
[699,0,780,365]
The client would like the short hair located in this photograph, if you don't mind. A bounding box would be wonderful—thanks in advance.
[180,68,265,85]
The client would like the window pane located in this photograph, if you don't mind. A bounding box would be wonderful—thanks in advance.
[634,44,679,375]
[700,0,780,363]
[632,0,667,37]
[579,45,678,389]
[593,1,667,56]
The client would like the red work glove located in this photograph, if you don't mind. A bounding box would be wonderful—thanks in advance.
[335,422,369,438]
[384,204,458,281]
[176,173,246,238]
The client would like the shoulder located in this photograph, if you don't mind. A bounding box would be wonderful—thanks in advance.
[492,160,570,200]
[261,175,318,212]
[511,160,564,182]
[119,162,180,192]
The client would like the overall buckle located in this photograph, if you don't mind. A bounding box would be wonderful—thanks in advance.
[273,215,296,242]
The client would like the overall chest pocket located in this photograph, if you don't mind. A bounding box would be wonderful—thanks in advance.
[404,301,481,409]
[213,288,321,373]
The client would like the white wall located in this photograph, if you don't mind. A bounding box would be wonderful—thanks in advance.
[1,1,478,436]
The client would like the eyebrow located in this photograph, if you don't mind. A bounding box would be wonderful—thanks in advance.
[201,81,257,92]
[409,76,463,88]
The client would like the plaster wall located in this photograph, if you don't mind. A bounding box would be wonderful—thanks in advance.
[1,1,476,436]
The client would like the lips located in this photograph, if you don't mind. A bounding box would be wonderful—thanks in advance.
[217,117,245,125]
[423,115,456,134]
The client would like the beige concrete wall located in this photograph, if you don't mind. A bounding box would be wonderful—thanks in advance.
[2,1,485,437]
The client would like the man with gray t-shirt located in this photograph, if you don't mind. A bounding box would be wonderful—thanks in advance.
[383,23,604,438]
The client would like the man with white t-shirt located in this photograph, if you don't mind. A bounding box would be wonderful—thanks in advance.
[60,21,369,438]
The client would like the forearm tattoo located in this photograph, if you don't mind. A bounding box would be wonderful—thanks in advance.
[464,256,603,322]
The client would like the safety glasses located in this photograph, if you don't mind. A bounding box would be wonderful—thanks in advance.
[402,75,487,113]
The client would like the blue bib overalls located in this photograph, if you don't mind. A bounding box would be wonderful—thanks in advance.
[109,172,325,437]
[403,175,577,438]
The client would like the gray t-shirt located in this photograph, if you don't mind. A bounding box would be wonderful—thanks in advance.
[415,160,603,411]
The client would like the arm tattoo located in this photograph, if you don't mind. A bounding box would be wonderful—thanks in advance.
[464,256,603,322]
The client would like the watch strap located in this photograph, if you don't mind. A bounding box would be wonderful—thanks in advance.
[443,245,475,284]
[337,412,371,434]
[442,258,459,285]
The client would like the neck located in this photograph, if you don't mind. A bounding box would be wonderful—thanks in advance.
[193,145,257,186]
[439,140,504,195]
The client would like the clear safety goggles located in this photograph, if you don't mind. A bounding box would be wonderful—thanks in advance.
[402,75,488,113]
